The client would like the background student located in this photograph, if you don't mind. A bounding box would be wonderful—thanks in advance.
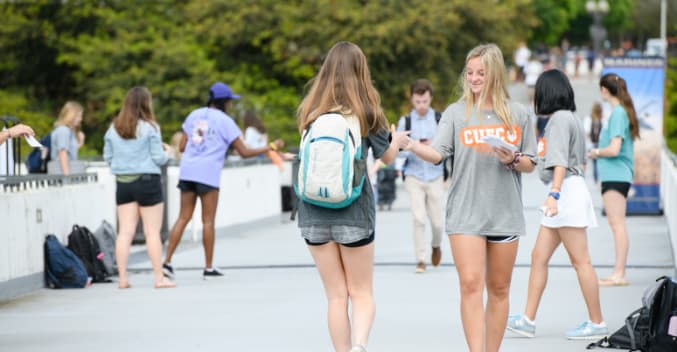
[162,82,283,280]
[49,101,86,175]
[507,70,607,340]
[103,86,175,289]
[397,78,445,273]
[587,73,639,287]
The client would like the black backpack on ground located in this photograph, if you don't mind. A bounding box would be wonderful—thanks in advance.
[44,234,89,288]
[67,225,110,283]
[402,111,451,181]
[587,276,677,351]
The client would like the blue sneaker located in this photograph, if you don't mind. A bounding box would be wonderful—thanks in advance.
[506,314,536,338]
[565,320,608,340]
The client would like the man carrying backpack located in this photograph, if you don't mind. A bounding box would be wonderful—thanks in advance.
[397,79,446,273]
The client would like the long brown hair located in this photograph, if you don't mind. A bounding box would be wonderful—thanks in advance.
[600,73,640,140]
[297,41,388,135]
[113,86,158,139]
[243,110,266,133]
[461,44,513,133]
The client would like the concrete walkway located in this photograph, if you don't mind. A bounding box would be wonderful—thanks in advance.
[0,79,673,352]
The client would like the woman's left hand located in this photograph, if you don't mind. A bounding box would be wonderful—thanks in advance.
[494,147,516,165]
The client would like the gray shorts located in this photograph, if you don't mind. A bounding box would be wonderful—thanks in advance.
[301,225,372,246]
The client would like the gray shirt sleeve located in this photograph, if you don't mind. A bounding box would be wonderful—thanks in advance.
[367,128,391,159]
[514,103,538,162]
[431,104,455,161]
[52,126,71,153]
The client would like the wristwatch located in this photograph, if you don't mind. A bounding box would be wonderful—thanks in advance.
[548,191,560,200]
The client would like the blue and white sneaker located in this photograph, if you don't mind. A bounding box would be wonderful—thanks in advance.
[565,320,608,340]
[506,314,536,338]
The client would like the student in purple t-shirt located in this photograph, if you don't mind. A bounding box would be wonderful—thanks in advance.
[162,82,284,279]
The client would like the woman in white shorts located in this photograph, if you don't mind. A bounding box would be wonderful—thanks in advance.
[507,69,608,340]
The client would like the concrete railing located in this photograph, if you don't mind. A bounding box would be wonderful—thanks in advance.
[661,147,677,273]
[0,160,284,301]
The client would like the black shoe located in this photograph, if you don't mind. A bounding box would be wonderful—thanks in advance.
[162,263,174,279]
[203,268,224,279]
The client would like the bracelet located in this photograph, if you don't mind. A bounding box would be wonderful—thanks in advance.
[505,152,522,171]
[268,142,277,151]
[595,148,600,157]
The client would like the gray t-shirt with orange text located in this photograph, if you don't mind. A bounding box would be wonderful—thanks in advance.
[431,100,537,236]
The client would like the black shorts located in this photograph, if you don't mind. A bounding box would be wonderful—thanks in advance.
[116,174,164,206]
[601,181,631,198]
[177,180,219,195]
[304,232,375,248]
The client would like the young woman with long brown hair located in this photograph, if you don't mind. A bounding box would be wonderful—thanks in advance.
[103,86,175,289]
[403,43,537,352]
[296,41,408,352]
[588,73,640,287]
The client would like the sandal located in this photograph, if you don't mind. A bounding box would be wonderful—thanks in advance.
[599,276,629,287]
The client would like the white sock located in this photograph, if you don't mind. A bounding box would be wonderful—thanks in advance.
[524,315,535,325]
[591,321,606,328]
[205,267,214,271]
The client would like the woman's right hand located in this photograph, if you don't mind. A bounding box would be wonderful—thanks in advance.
[390,124,411,149]
[271,139,285,150]
[9,124,35,138]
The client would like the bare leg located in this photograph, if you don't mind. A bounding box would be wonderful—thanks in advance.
[559,227,603,323]
[116,202,139,288]
[339,242,375,348]
[524,226,562,320]
[198,189,219,268]
[139,203,175,288]
[307,242,351,352]
[164,191,197,264]
[485,239,519,352]
[602,190,629,279]
[450,235,487,352]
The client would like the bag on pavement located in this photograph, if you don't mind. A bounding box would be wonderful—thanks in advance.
[44,234,89,289]
[587,276,677,351]
[93,220,117,275]
[67,225,110,283]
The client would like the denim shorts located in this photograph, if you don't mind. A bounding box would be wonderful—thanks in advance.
[301,226,373,247]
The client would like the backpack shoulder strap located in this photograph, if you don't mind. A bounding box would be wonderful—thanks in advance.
[403,114,411,131]
[435,111,442,124]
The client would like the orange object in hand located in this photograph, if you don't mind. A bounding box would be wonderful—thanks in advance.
[267,150,284,171]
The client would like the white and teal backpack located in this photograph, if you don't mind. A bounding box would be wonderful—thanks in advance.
[294,113,366,209]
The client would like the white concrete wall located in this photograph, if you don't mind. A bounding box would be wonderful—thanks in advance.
[165,163,282,241]
[0,182,111,282]
[661,149,677,271]
[0,161,283,286]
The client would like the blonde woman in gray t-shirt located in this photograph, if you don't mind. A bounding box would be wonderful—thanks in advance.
[506,69,608,340]
[404,43,537,352]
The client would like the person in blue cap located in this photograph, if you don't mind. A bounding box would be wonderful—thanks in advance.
[162,82,284,280]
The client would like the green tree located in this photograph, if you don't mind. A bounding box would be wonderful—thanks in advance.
[0,0,543,153]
